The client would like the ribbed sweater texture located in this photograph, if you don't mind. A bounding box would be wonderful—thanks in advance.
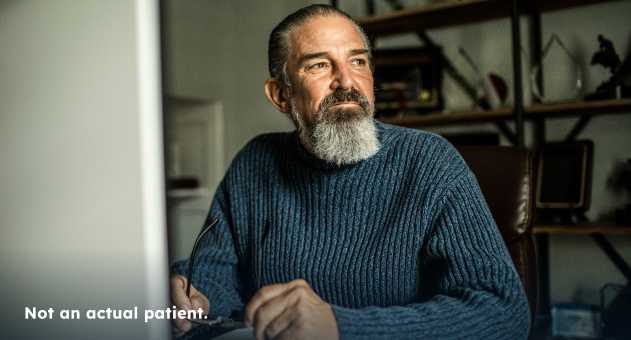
[173,121,530,339]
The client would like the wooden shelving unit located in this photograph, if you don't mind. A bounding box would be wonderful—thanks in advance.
[378,99,631,127]
[167,187,210,200]
[351,0,631,332]
[358,0,618,36]
[533,224,631,236]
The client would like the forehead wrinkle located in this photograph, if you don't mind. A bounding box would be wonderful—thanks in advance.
[287,15,368,62]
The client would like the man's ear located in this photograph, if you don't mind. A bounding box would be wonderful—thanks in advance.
[264,79,291,113]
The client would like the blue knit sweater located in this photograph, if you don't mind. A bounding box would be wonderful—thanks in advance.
[173,121,530,339]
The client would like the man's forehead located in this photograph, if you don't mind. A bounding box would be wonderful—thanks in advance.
[288,15,367,57]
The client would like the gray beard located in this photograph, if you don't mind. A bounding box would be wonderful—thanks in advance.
[292,106,381,166]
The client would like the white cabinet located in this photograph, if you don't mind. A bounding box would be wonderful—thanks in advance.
[165,96,224,262]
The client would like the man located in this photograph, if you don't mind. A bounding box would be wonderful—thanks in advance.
[171,4,529,340]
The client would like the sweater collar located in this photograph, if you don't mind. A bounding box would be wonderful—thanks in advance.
[289,119,393,171]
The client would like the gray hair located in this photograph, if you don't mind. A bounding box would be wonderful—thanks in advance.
[267,4,371,85]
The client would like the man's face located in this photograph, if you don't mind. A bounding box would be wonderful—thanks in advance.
[285,15,374,127]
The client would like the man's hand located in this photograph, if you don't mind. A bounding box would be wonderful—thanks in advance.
[170,275,210,332]
[244,279,339,340]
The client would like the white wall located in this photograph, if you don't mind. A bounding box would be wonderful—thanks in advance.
[0,1,170,339]
[162,0,314,264]
[163,0,315,167]
[162,0,631,307]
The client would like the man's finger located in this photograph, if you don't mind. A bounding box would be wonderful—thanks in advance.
[245,283,287,328]
[252,286,303,340]
[245,279,308,327]
[170,275,195,332]
[190,293,209,315]
[174,317,192,333]
[170,275,193,310]
[262,300,299,340]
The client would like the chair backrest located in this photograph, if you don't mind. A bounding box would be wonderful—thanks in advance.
[457,146,538,320]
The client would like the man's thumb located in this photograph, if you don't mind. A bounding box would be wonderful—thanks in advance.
[190,296,209,314]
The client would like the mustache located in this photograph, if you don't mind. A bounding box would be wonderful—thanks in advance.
[318,88,372,115]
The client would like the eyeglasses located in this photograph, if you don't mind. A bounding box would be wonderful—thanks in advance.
[185,217,244,328]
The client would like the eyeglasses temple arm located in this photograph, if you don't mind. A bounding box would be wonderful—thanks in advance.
[186,218,219,298]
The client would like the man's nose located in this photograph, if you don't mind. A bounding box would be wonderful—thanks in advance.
[330,64,354,90]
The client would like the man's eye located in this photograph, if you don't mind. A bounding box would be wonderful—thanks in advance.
[307,62,328,71]
[351,58,367,66]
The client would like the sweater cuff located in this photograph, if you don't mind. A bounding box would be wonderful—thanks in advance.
[170,259,188,277]
[331,305,371,340]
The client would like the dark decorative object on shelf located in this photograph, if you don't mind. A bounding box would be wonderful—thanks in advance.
[607,158,631,225]
[536,141,594,224]
[373,47,443,117]
[586,35,631,101]
[380,0,490,111]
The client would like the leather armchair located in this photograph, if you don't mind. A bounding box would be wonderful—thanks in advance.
[457,146,538,321]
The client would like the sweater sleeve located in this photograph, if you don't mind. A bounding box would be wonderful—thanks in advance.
[171,182,244,319]
[330,169,530,340]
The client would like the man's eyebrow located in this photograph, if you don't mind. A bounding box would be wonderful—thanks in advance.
[297,52,328,66]
[349,48,370,57]
[297,49,370,66]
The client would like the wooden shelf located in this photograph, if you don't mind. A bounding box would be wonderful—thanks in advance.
[533,224,631,236]
[378,99,631,127]
[167,187,210,199]
[358,0,618,36]
[379,106,511,127]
